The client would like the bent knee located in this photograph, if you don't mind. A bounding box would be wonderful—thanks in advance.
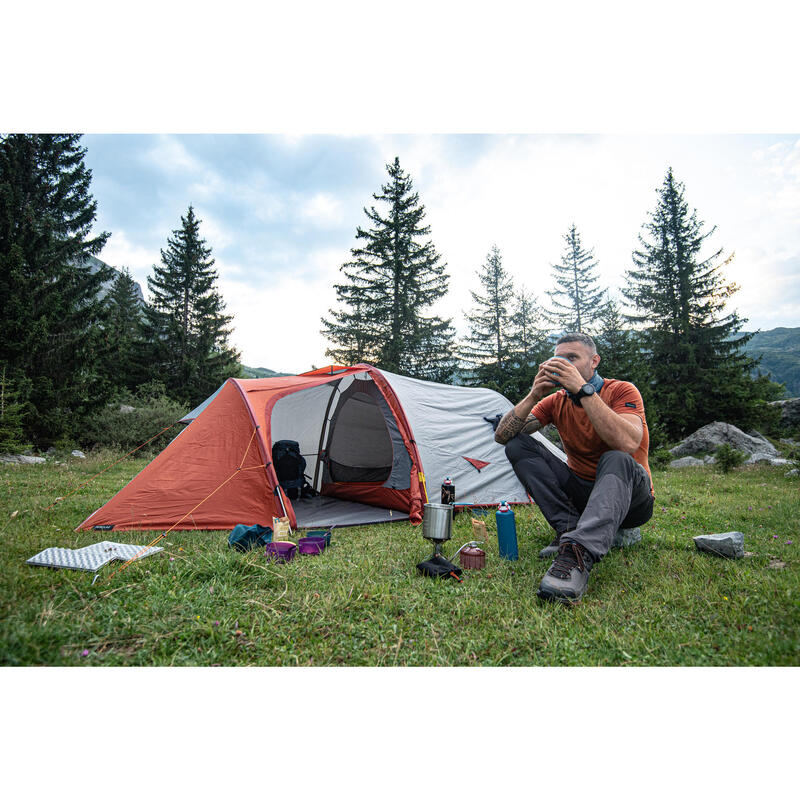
[504,434,545,465]
[597,449,636,473]
[504,436,527,463]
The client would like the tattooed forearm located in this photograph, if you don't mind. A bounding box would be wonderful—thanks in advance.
[494,410,542,444]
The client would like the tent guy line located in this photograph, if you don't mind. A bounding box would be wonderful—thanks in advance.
[105,461,271,581]
[45,423,180,512]
[105,426,264,581]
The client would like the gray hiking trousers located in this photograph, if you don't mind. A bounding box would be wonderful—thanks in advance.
[505,436,654,562]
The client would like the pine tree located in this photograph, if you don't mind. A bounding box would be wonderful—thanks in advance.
[103,267,143,394]
[321,279,377,366]
[545,224,606,334]
[504,286,551,398]
[0,134,111,445]
[460,246,515,389]
[322,157,456,383]
[595,299,644,382]
[622,168,777,439]
[139,206,239,405]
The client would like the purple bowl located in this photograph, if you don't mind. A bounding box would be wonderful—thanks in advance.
[306,530,331,547]
[298,537,325,555]
[265,542,296,563]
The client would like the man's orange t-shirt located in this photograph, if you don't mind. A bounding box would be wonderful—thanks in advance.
[531,378,654,495]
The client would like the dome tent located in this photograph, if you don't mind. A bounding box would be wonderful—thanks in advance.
[78,364,564,532]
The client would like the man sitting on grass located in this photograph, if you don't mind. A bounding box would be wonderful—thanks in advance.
[494,332,654,602]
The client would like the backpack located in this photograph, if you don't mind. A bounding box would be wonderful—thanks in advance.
[271,440,318,500]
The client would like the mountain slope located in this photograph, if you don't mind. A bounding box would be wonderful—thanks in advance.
[743,327,800,397]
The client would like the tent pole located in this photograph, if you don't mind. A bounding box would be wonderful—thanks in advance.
[313,379,343,490]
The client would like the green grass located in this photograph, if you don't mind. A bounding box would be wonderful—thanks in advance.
[1,452,798,666]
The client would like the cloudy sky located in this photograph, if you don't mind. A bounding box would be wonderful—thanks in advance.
[83,133,800,372]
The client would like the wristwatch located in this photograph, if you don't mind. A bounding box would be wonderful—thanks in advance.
[575,383,596,401]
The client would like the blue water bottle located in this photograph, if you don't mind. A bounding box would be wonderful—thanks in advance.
[496,501,518,560]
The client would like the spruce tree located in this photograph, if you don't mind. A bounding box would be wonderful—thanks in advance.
[460,246,515,390]
[103,267,143,395]
[0,365,27,453]
[322,157,456,383]
[622,168,777,439]
[545,224,606,334]
[504,286,551,398]
[595,299,644,382]
[139,206,239,405]
[0,134,111,445]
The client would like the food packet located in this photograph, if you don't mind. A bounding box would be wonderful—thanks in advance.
[471,517,488,543]
[272,516,292,542]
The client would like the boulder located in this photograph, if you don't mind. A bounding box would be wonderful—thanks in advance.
[745,453,789,466]
[71,450,86,459]
[693,531,745,559]
[119,404,135,414]
[769,398,800,429]
[0,454,46,465]
[669,456,706,468]
[786,469,799,477]
[612,527,642,547]
[670,422,778,458]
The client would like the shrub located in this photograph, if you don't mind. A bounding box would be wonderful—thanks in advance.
[786,446,800,479]
[81,382,188,456]
[715,443,747,473]
[650,447,673,470]
[646,420,670,452]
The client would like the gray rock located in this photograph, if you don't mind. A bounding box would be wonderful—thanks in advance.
[70,450,86,459]
[703,455,717,464]
[669,456,706,468]
[745,453,789,466]
[613,527,642,547]
[769,398,800,429]
[119,404,135,414]
[0,454,46,465]
[693,531,745,559]
[670,422,779,458]
[780,438,797,447]
[785,468,799,477]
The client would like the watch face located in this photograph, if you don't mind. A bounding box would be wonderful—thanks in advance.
[582,383,595,395]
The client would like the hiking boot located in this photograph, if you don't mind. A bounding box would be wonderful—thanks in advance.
[537,541,595,603]
[538,531,568,559]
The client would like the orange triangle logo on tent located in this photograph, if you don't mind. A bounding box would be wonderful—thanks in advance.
[463,456,490,471]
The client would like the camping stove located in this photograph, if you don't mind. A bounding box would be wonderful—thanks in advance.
[422,503,453,558]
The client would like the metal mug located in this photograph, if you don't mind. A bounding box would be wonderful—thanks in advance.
[422,503,453,541]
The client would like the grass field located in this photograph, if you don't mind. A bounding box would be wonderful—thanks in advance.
[1,452,798,666]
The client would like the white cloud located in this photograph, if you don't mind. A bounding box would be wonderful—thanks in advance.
[193,209,234,252]
[219,248,344,372]
[97,230,158,293]
[298,192,344,228]
[141,134,203,175]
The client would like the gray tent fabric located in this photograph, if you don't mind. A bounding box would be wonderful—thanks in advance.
[378,369,566,506]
